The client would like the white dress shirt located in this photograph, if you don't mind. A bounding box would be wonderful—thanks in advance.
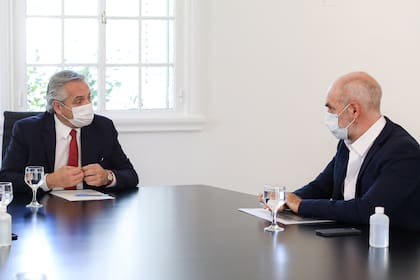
[42,115,82,191]
[343,116,386,200]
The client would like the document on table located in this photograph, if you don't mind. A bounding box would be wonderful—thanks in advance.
[238,208,334,225]
[51,189,115,201]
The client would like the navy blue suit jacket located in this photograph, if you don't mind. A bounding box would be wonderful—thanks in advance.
[0,112,139,194]
[294,117,420,230]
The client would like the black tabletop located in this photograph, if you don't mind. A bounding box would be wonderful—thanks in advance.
[1,185,419,280]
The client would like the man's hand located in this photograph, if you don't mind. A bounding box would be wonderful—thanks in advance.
[286,192,302,213]
[46,166,84,189]
[82,163,109,187]
[257,193,287,212]
[258,193,269,209]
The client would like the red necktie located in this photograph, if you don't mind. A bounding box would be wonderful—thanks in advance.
[66,129,78,190]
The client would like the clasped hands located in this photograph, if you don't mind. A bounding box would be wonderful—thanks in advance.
[258,192,302,214]
[46,164,110,189]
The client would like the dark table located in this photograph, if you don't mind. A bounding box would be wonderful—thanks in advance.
[1,185,419,280]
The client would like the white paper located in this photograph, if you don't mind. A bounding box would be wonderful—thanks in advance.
[51,189,115,201]
[238,208,334,225]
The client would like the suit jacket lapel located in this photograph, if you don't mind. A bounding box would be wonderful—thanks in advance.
[80,118,103,166]
[355,117,393,197]
[41,113,56,172]
[333,141,349,200]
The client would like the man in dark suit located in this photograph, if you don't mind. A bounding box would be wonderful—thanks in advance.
[286,71,420,230]
[0,70,139,194]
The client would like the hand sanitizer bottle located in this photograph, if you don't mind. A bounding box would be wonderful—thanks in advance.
[0,205,12,246]
[369,206,389,248]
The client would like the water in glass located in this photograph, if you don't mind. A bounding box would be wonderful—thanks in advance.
[263,185,286,232]
[24,166,44,208]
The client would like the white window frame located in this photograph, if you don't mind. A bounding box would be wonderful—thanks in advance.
[0,0,205,133]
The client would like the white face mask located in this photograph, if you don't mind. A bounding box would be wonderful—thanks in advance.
[60,102,94,128]
[324,103,356,140]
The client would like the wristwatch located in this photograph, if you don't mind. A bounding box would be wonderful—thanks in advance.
[106,170,114,185]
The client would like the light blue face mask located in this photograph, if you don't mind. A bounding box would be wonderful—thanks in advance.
[324,103,356,140]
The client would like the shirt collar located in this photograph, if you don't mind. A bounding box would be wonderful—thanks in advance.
[54,114,80,139]
[345,116,386,157]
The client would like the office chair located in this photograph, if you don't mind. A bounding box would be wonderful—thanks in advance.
[2,111,42,160]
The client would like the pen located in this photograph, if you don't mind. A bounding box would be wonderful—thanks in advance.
[74,194,109,197]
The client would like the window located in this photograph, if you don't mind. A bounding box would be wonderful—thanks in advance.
[6,0,205,131]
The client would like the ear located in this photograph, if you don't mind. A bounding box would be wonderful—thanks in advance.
[349,102,361,118]
[52,100,63,115]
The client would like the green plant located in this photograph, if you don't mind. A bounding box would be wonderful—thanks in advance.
[26,67,121,111]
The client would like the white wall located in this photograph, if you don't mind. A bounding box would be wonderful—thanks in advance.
[3,0,420,195]
[119,0,420,195]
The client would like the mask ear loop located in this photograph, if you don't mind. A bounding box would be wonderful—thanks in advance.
[338,103,357,128]
[345,117,356,129]
[55,101,74,122]
[337,103,351,117]
[53,100,65,115]
[58,101,71,111]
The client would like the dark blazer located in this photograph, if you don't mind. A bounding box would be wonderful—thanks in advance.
[295,117,420,230]
[0,112,139,194]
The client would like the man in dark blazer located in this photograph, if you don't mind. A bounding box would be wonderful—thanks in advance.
[0,70,139,194]
[286,72,420,230]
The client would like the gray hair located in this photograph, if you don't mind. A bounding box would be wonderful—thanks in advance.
[46,70,87,113]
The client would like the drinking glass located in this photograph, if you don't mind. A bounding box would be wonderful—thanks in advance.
[263,185,286,232]
[24,166,44,208]
[0,182,13,207]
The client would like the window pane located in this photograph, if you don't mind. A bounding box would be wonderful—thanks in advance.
[105,67,139,110]
[64,19,98,63]
[142,20,173,63]
[68,67,99,110]
[27,18,61,64]
[106,0,139,17]
[106,20,139,63]
[64,0,97,16]
[141,66,173,109]
[26,66,60,111]
[27,0,61,16]
[23,0,179,113]
[142,0,174,17]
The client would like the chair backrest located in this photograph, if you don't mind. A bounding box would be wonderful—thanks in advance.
[2,111,42,160]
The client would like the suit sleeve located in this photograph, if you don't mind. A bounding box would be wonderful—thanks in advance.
[108,131,139,190]
[297,140,420,225]
[294,140,348,200]
[0,122,31,193]
[89,119,139,190]
[294,158,335,199]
